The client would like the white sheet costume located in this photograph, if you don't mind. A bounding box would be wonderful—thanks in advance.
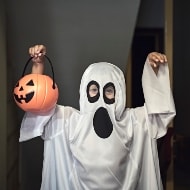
[20,58,175,190]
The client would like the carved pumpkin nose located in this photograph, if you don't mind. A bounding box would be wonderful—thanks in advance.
[19,86,24,91]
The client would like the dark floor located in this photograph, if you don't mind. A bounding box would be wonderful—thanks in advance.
[173,135,190,190]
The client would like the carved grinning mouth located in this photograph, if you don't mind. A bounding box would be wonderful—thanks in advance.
[14,91,34,104]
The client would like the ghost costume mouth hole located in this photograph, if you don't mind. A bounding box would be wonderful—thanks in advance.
[93,107,113,138]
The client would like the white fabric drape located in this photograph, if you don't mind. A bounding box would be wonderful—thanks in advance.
[20,59,175,190]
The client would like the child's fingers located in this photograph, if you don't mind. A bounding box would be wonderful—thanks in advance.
[149,52,167,64]
[29,45,46,57]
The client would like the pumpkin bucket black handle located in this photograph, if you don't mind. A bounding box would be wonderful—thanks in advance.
[22,55,56,89]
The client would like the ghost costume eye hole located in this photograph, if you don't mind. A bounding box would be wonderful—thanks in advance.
[87,81,100,103]
[89,84,99,97]
[105,86,115,99]
[103,82,115,104]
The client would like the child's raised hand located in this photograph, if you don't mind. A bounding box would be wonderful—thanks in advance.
[29,44,46,63]
[29,45,46,74]
[148,52,167,67]
[147,52,167,74]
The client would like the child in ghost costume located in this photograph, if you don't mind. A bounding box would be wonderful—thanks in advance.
[20,45,176,190]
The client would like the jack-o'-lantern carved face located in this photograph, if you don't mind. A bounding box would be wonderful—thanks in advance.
[13,74,59,113]
[14,79,35,104]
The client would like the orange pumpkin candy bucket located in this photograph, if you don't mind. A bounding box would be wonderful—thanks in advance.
[13,55,59,113]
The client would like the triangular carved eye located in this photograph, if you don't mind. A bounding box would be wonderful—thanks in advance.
[26,80,34,86]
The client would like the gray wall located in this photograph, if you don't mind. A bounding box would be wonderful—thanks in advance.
[6,1,141,189]
[6,0,141,109]
[0,0,7,189]
[0,0,19,189]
